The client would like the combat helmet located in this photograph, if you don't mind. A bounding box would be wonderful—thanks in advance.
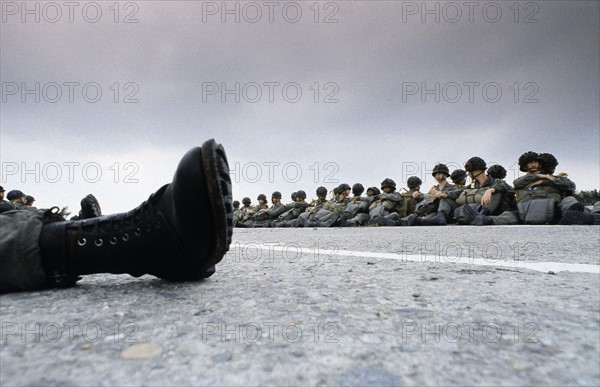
[518,151,540,172]
[407,176,422,189]
[381,178,396,190]
[367,186,381,196]
[337,183,351,193]
[539,153,559,175]
[464,157,487,172]
[431,163,450,177]
[296,190,307,200]
[316,186,328,197]
[257,194,267,201]
[450,169,467,184]
[271,191,282,199]
[487,165,507,180]
[352,183,365,196]
[291,192,297,201]
[242,197,251,205]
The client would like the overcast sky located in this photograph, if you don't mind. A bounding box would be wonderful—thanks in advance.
[1,0,598,213]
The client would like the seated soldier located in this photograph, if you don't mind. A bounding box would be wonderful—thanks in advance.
[350,183,365,202]
[307,184,352,227]
[486,164,516,214]
[255,194,269,211]
[410,163,458,226]
[272,190,309,228]
[463,151,583,225]
[6,190,28,211]
[340,186,380,227]
[367,178,404,225]
[251,191,288,227]
[450,169,467,190]
[0,139,233,293]
[295,186,329,227]
[0,186,16,213]
[24,195,36,208]
[402,176,425,216]
[452,157,508,225]
[235,197,255,228]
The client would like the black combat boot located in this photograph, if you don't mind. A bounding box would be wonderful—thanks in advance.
[397,214,417,227]
[473,213,494,226]
[565,202,586,212]
[373,217,397,227]
[419,211,447,226]
[559,211,600,225]
[455,205,479,225]
[40,139,233,288]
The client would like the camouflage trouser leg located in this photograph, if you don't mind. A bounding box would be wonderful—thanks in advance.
[0,209,48,293]
[294,212,311,227]
[385,212,400,221]
[593,201,600,214]
[489,211,520,225]
[347,213,369,226]
[316,212,339,227]
[251,220,271,228]
[438,198,458,219]
[481,193,503,215]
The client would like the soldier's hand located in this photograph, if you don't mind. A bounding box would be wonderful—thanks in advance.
[527,180,544,188]
[412,191,421,199]
[481,189,493,205]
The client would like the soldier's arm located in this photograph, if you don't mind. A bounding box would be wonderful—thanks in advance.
[445,189,462,200]
[380,193,402,202]
[548,175,575,191]
[489,179,508,195]
[267,204,287,218]
[513,175,539,190]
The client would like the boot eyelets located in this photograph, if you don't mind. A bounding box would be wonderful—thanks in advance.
[135,228,142,236]
[122,233,129,242]
[110,236,118,245]
[78,238,87,246]
[95,239,103,247]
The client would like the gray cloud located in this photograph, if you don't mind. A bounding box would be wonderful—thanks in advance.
[1,0,598,213]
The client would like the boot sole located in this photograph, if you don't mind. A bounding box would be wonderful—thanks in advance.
[201,139,234,269]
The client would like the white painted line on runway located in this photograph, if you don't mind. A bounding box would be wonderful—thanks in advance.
[260,245,600,274]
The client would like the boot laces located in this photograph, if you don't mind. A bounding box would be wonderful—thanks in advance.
[74,187,166,247]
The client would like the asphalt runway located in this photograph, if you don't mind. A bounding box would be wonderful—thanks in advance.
[1,226,599,386]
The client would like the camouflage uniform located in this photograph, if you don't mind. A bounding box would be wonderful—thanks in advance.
[468,152,582,225]
[398,176,424,216]
[341,187,380,227]
[295,187,329,227]
[252,192,287,227]
[272,190,309,228]
[451,158,509,226]
[307,184,352,227]
[367,179,404,224]
[235,197,255,228]
[409,164,458,226]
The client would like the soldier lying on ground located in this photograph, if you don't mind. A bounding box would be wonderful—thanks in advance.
[0,139,233,293]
